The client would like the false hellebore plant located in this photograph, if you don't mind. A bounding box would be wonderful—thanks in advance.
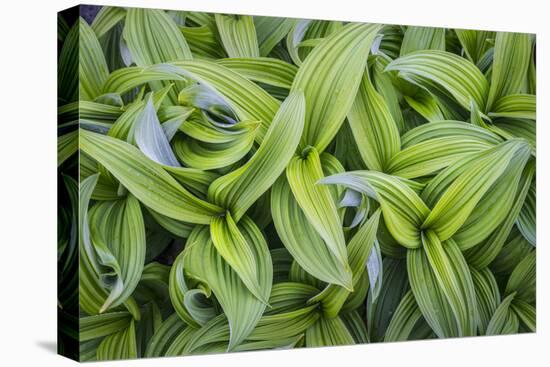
[57,5,536,362]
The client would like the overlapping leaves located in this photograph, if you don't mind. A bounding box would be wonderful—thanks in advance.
[59,7,536,362]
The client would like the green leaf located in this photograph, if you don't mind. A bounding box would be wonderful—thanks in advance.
[286,147,350,283]
[208,91,305,220]
[309,210,381,317]
[526,42,536,94]
[166,60,276,140]
[341,310,369,344]
[215,14,260,58]
[454,29,493,64]
[183,223,271,351]
[132,262,171,303]
[114,94,215,196]
[107,85,172,142]
[80,339,102,362]
[407,243,459,338]
[178,111,257,144]
[371,55,405,131]
[102,66,184,96]
[88,194,146,312]
[180,25,226,59]
[147,208,193,239]
[210,213,271,304]
[58,175,78,309]
[517,180,536,246]
[347,66,401,171]
[254,17,296,56]
[384,290,423,342]
[493,119,536,153]
[79,18,110,101]
[98,22,127,72]
[172,122,257,170]
[58,13,69,42]
[164,316,222,356]
[367,258,409,341]
[78,174,126,316]
[80,312,132,342]
[91,6,126,39]
[58,130,78,167]
[249,282,321,340]
[104,61,280,142]
[285,20,313,66]
[291,22,381,152]
[271,174,352,289]
[386,50,489,111]
[58,22,79,103]
[96,320,138,361]
[235,335,304,352]
[135,97,180,167]
[124,8,192,65]
[490,230,533,275]
[470,267,500,335]
[400,26,445,55]
[486,32,532,111]
[486,293,519,336]
[320,171,430,248]
[80,129,222,224]
[216,57,298,89]
[452,147,529,249]
[421,139,531,241]
[135,302,163,357]
[177,81,236,122]
[387,136,494,179]
[490,94,536,120]
[305,315,355,347]
[145,313,188,358]
[505,251,535,303]
[169,251,215,328]
[510,299,536,332]
[123,8,192,103]
[465,161,535,268]
[421,233,477,336]
[79,151,120,201]
[401,120,502,148]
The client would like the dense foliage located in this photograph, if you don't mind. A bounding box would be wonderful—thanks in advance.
[57,6,536,362]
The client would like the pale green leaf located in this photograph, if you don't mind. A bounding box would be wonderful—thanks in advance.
[80,129,222,224]
[292,22,381,153]
[254,17,296,56]
[400,26,445,55]
[183,223,271,351]
[210,213,271,304]
[91,6,126,38]
[79,18,110,101]
[208,91,305,221]
[486,32,532,111]
[305,316,355,347]
[421,139,531,241]
[386,50,489,111]
[286,147,349,277]
[348,66,401,171]
[271,174,352,289]
[96,320,138,361]
[215,14,259,58]
[320,171,430,248]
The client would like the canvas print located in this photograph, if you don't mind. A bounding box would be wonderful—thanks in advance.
[57,3,536,362]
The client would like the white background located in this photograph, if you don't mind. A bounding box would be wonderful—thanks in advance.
[0,0,547,365]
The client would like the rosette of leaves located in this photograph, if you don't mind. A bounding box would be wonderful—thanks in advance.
[58,6,536,362]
